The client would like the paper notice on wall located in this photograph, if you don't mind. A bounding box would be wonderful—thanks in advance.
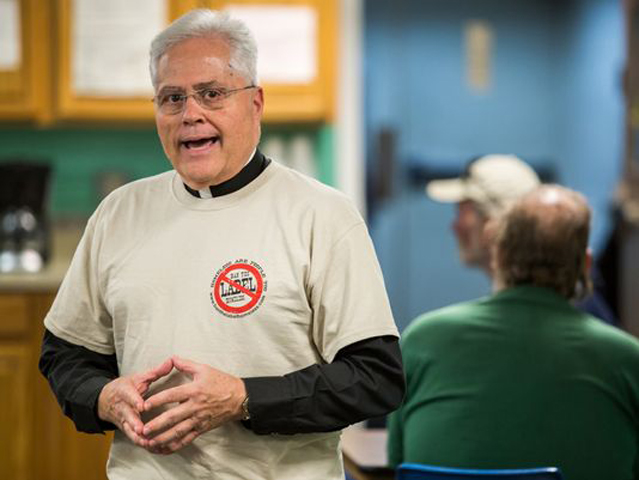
[225,5,317,84]
[465,20,493,92]
[0,0,21,70]
[72,0,166,96]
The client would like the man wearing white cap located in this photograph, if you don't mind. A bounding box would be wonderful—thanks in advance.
[426,154,540,276]
[426,154,617,324]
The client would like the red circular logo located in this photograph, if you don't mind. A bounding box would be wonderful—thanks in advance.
[211,260,267,318]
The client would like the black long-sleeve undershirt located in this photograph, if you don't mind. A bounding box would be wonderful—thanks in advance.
[39,330,405,435]
[40,329,118,433]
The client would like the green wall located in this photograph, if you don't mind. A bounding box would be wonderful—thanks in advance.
[0,125,334,217]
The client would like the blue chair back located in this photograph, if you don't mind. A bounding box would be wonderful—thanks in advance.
[396,463,563,480]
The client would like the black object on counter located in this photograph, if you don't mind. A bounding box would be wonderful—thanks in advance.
[0,161,52,273]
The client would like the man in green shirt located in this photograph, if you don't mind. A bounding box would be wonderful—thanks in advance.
[388,185,639,480]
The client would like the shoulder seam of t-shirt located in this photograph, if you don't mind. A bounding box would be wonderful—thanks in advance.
[322,326,399,363]
[329,220,366,253]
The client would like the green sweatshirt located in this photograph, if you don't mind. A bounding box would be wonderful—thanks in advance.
[388,286,639,480]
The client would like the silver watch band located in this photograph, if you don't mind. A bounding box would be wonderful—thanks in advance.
[241,395,250,421]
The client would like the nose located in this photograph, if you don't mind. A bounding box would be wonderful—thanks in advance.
[181,95,205,125]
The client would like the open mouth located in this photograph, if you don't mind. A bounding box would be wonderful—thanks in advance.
[181,136,219,149]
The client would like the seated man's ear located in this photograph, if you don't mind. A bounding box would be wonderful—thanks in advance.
[482,217,500,246]
[483,217,501,281]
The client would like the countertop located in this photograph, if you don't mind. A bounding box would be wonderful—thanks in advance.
[0,221,85,292]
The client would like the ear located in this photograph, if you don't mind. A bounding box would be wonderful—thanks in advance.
[482,216,499,246]
[252,86,264,118]
[490,243,506,293]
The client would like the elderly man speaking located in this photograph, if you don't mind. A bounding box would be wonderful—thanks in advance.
[39,10,404,480]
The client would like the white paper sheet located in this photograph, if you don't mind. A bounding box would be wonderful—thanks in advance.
[0,0,21,70]
[72,0,166,96]
[225,5,317,84]
[465,20,493,92]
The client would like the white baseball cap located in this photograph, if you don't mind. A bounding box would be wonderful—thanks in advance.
[426,154,541,215]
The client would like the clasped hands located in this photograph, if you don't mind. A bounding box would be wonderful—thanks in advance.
[97,356,246,455]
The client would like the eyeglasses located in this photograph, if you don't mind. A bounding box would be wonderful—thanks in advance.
[152,85,257,115]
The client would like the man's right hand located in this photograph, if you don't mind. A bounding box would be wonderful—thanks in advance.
[97,358,174,448]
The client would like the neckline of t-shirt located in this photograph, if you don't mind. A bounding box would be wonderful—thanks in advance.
[170,160,278,211]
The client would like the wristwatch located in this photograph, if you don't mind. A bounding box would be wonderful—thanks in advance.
[241,395,251,421]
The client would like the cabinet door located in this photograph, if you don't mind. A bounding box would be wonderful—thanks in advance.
[51,424,113,480]
[29,293,113,480]
[0,346,30,480]
[55,0,198,122]
[0,0,52,124]
[208,0,337,123]
[0,294,31,480]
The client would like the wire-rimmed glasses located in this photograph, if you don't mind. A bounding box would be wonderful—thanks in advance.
[152,85,257,115]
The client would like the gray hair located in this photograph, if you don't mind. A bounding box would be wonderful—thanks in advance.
[149,9,258,89]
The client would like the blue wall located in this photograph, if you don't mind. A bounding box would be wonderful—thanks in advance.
[365,0,625,331]
[365,0,562,165]
[557,0,625,252]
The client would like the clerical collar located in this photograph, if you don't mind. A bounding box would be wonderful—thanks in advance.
[182,149,270,198]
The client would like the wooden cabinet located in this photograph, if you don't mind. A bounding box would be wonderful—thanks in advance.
[0,295,31,480]
[0,0,53,125]
[0,292,111,480]
[54,0,198,122]
[208,0,337,123]
[0,0,335,125]
[0,0,198,124]
[0,345,29,480]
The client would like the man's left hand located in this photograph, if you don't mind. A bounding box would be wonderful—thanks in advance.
[141,356,246,454]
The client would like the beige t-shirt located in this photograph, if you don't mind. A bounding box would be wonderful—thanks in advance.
[45,161,398,480]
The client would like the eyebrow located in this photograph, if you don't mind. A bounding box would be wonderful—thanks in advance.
[192,80,224,91]
[157,85,185,96]
[157,80,224,97]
